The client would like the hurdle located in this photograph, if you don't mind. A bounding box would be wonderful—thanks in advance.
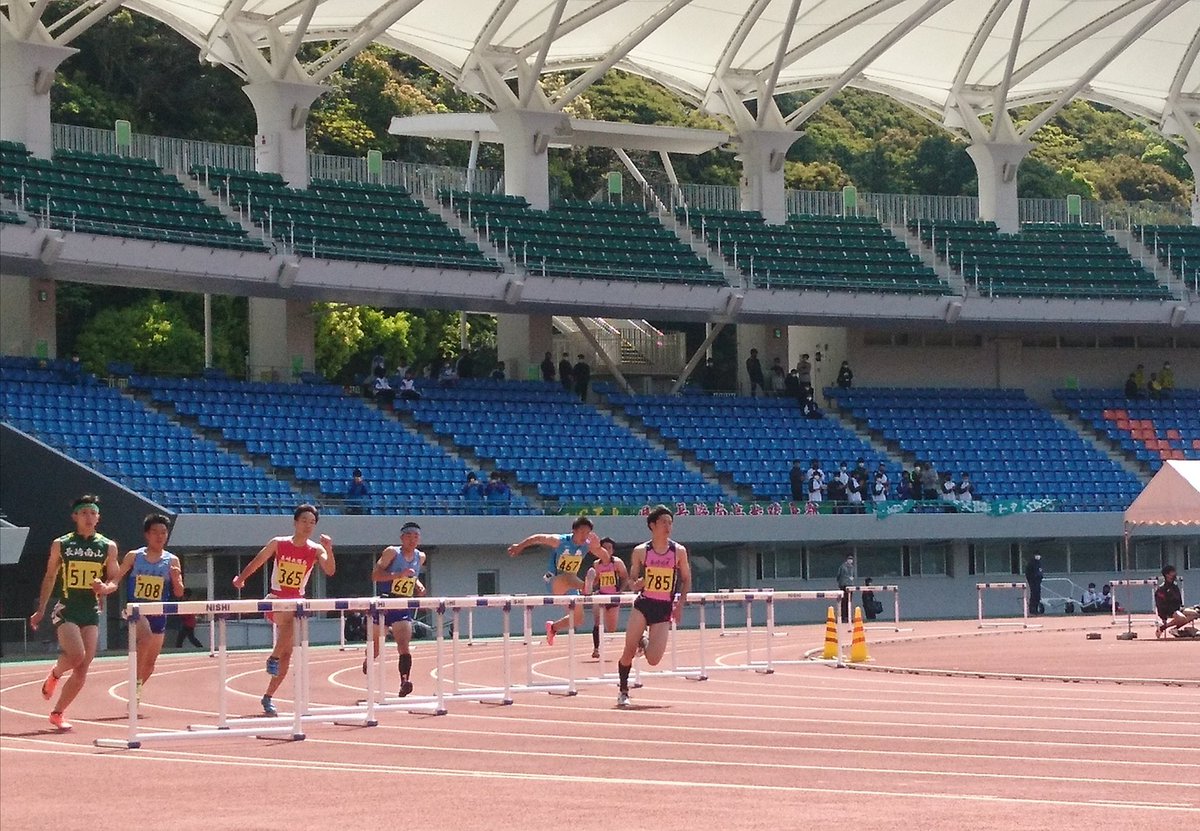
[976,582,1042,629]
[843,583,905,632]
[1107,578,1174,627]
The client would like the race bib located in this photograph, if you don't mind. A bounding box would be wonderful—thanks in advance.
[276,559,308,590]
[66,560,103,591]
[134,574,165,601]
[390,576,417,597]
[556,552,584,575]
[643,566,674,594]
[598,572,617,589]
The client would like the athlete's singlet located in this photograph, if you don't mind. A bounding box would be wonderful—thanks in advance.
[56,532,113,624]
[640,540,678,602]
[593,559,620,595]
[126,547,177,602]
[379,547,423,598]
[549,534,588,577]
[269,537,322,598]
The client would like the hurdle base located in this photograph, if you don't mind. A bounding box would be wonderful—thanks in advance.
[94,738,140,749]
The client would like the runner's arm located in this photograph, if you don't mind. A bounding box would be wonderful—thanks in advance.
[30,540,63,629]
[94,549,136,597]
[370,547,400,583]
[232,539,278,589]
[318,534,335,576]
[508,534,560,556]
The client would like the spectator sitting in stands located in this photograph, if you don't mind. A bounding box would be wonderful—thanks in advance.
[896,469,914,500]
[806,458,825,506]
[461,472,485,514]
[1132,363,1146,390]
[789,459,806,503]
[346,468,369,515]
[871,471,889,505]
[845,468,865,513]
[956,471,974,504]
[1123,372,1140,400]
[939,472,958,506]
[1147,372,1163,400]
[485,471,512,514]
[836,360,853,389]
[372,366,396,406]
[398,370,421,401]
[1080,582,1103,612]
[437,362,459,388]
[920,462,940,501]
[800,389,823,419]
[1159,361,1174,396]
[827,463,848,514]
[490,361,506,381]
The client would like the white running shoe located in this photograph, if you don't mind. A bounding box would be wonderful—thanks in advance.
[616,691,630,707]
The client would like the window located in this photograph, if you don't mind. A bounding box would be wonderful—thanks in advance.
[917,543,951,576]
[757,547,802,581]
[1132,539,1164,572]
[856,545,903,579]
[477,570,498,595]
[1032,541,1069,574]
[1069,540,1116,573]
[976,542,1015,575]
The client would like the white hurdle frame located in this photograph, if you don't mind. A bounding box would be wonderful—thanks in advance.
[842,584,904,632]
[1106,578,1172,626]
[976,582,1042,629]
[96,589,882,749]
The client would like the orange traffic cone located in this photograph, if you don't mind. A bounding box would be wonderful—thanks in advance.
[821,606,839,660]
[849,606,870,663]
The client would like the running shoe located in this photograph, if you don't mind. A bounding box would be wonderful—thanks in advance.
[41,670,59,701]
[616,691,630,708]
[544,621,556,646]
[399,680,414,698]
[265,655,280,676]
[48,711,72,730]
[591,648,600,659]
[261,695,277,717]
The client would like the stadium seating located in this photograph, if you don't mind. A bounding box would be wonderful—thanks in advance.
[825,387,1145,511]
[600,385,902,501]
[1132,224,1200,282]
[911,219,1170,300]
[1054,388,1200,472]
[0,358,297,513]
[678,209,947,294]
[129,374,521,515]
[400,378,728,505]
[0,143,264,251]
[195,167,499,271]
[442,191,723,284]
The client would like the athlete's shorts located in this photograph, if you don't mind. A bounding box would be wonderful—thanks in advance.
[634,595,674,626]
[51,599,99,628]
[263,593,301,625]
[143,614,167,635]
[384,609,416,626]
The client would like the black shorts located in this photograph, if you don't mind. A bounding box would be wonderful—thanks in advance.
[634,595,674,626]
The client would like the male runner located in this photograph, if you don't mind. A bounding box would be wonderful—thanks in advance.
[232,504,335,716]
[616,505,691,707]
[30,494,120,730]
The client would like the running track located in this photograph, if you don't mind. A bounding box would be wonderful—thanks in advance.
[2,620,1196,830]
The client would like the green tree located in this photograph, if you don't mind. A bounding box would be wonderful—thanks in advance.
[74,297,204,375]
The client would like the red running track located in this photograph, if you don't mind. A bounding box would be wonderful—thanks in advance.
[2,619,1196,830]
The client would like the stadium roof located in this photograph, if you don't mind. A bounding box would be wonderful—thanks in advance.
[117,0,1200,136]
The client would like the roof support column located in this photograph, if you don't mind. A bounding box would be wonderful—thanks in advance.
[0,36,76,158]
[737,129,802,225]
[491,108,567,211]
[1186,149,1200,227]
[242,80,324,188]
[966,139,1032,234]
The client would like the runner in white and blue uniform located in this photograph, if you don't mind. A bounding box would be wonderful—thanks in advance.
[367,521,426,697]
[96,513,184,703]
[508,516,605,646]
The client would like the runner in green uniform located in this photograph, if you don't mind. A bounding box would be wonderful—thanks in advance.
[29,494,120,730]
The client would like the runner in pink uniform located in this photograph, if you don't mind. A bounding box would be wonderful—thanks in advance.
[583,536,630,659]
[232,504,335,716]
[616,505,691,707]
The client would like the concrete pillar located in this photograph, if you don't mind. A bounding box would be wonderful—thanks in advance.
[0,37,77,159]
[736,130,802,225]
[966,140,1033,234]
[248,297,314,381]
[1185,150,1200,227]
[992,337,1023,389]
[496,313,553,380]
[0,275,56,357]
[242,80,325,189]
[491,109,568,211]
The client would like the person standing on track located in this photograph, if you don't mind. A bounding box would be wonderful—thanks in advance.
[366,521,426,697]
[232,504,335,717]
[583,536,630,659]
[94,513,185,703]
[29,494,120,730]
[616,505,691,707]
[508,516,605,645]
